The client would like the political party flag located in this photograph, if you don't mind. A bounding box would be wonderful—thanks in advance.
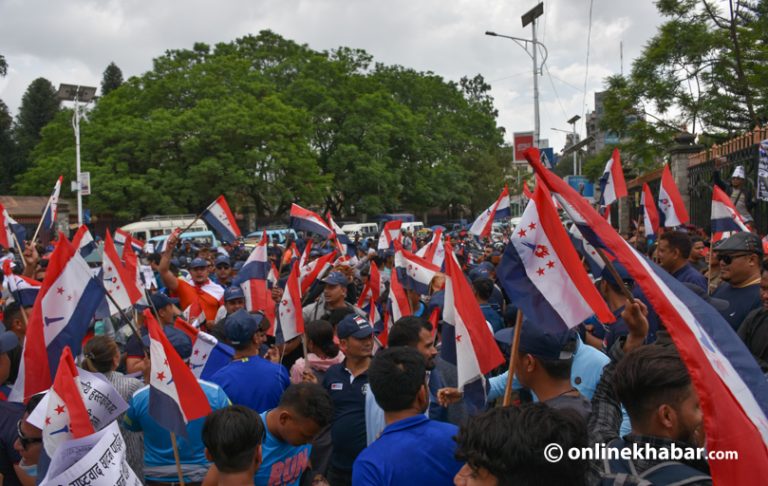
[233,231,274,327]
[357,262,383,325]
[598,148,627,206]
[3,260,41,307]
[497,185,614,332]
[415,229,445,268]
[524,146,768,484]
[711,185,749,243]
[658,164,689,227]
[38,175,62,244]
[102,232,143,315]
[522,180,533,199]
[121,235,149,307]
[0,203,26,251]
[114,228,144,254]
[278,262,304,342]
[289,203,333,238]
[201,195,242,243]
[173,317,235,380]
[567,223,604,278]
[327,212,355,257]
[377,220,403,250]
[145,309,211,437]
[641,183,660,238]
[378,266,411,347]
[41,347,95,455]
[12,234,105,401]
[71,225,97,258]
[299,250,336,296]
[394,241,440,295]
[469,186,511,238]
[442,243,504,400]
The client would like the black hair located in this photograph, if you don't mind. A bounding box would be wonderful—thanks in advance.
[613,345,693,427]
[326,307,354,327]
[532,339,576,381]
[278,384,333,427]
[472,277,494,301]
[25,392,46,415]
[305,320,339,358]
[454,403,590,486]
[147,253,161,265]
[368,347,426,412]
[202,405,264,473]
[388,316,431,348]
[659,231,693,259]
[3,301,22,327]
[690,236,704,245]
[81,336,119,373]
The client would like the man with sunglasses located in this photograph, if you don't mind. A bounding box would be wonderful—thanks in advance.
[211,255,233,288]
[712,232,764,331]
[2,393,44,485]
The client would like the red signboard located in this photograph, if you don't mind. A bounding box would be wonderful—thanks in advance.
[513,132,535,161]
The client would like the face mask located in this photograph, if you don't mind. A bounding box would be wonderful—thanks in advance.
[18,458,37,478]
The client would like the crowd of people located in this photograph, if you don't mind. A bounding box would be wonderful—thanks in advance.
[0,207,767,486]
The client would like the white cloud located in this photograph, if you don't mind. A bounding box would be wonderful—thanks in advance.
[0,0,664,151]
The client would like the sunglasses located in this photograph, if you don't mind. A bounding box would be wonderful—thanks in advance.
[216,264,231,270]
[16,420,42,449]
[716,253,752,265]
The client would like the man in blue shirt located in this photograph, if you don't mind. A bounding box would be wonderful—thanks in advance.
[657,231,708,291]
[712,232,764,330]
[124,378,230,483]
[322,313,374,486]
[472,277,504,332]
[353,347,462,485]
[202,384,334,486]
[210,309,289,412]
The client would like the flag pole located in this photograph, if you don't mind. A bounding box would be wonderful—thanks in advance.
[30,197,53,244]
[707,233,715,295]
[12,234,26,270]
[594,248,635,304]
[502,310,524,407]
[179,200,214,236]
[169,432,187,486]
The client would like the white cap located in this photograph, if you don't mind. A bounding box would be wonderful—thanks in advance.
[732,165,745,179]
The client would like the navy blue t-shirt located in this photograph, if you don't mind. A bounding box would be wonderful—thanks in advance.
[322,362,369,472]
[672,263,708,291]
[712,282,762,331]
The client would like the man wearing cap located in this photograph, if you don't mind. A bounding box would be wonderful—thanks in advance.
[302,271,365,324]
[209,286,247,340]
[209,309,289,412]
[211,255,233,288]
[1,303,29,393]
[715,163,755,225]
[657,231,708,291]
[159,231,225,323]
[322,314,374,486]
[712,232,764,331]
[125,293,193,374]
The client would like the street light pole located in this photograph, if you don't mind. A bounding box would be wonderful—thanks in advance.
[486,2,546,147]
[57,84,97,227]
[567,115,581,175]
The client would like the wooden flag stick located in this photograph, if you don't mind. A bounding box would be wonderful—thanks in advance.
[169,432,186,486]
[12,234,26,270]
[595,248,635,304]
[502,310,524,407]
[30,197,53,244]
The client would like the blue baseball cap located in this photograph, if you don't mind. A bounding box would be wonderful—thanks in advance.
[223,286,245,302]
[321,271,348,287]
[225,309,267,345]
[337,314,374,339]
[495,323,577,361]
[150,292,180,310]
[215,255,231,267]
[142,326,192,360]
[599,262,634,287]
[190,257,209,269]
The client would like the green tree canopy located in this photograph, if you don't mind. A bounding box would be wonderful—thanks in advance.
[12,77,60,181]
[18,31,507,222]
[100,62,124,96]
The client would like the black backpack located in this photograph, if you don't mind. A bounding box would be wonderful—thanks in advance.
[600,439,712,486]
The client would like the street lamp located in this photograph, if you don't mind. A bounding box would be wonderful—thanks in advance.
[56,84,97,226]
[486,2,546,147]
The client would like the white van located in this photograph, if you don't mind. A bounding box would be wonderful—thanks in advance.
[401,221,424,234]
[340,222,379,239]
[121,215,208,243]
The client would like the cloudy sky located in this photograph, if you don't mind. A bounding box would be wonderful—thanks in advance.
[0,0,664,151]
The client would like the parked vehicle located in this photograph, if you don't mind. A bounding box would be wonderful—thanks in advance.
[340,222,379,239]
[121,214,207,243]
[401,221,424,233]
[147,230,220,252]
[246,228,298,245]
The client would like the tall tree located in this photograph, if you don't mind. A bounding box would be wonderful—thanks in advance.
[0,54,7,77]
[13,77,59,179]
[100,62,124,96]
[0,100,16,192]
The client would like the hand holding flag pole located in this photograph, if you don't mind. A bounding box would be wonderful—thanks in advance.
[502,310,524,407]
[593,248,636,304]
